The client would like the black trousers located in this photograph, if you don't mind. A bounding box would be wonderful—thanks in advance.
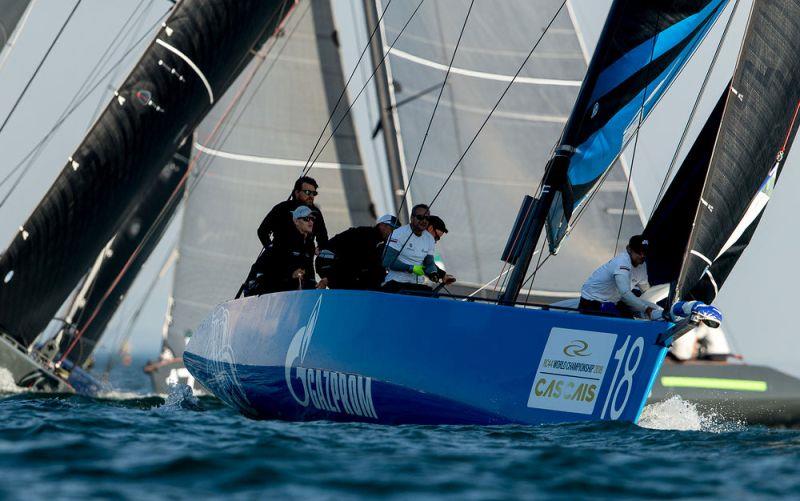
[578,297,635,319]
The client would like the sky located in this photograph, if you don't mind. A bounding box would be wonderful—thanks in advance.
[0,0,798,376]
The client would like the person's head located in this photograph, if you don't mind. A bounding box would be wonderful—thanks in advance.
[375,214,400,239]
[626,235,648,266]
[292,205,316,236]
[410,204,430,235]
[292,176,319,205]
[426,215,448,242]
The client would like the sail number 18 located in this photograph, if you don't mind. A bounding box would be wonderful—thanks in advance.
[601,336,645,420]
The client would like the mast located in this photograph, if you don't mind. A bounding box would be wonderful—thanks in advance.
[0,0,297,349]
[362,0,409,223]
[501,0,730,304]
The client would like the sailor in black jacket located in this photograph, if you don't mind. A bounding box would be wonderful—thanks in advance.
[317,214,399,290]
[258,176,328,248]
[242,206,318,296]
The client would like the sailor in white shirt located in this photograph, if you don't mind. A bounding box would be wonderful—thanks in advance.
[579,235,655,318]
[382,204,439,293]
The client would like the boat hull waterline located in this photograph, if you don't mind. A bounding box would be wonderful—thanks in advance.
[184,290,676,425]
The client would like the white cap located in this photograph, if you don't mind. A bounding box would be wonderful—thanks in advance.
[376,214,400,228]
[292,206,314,219]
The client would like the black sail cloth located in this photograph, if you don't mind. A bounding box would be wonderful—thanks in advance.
[674,0,800,303]
[0,0,296,347]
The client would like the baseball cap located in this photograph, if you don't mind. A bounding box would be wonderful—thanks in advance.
[628,234,649,254]
[376,214,400,228]
[292,206,314,220]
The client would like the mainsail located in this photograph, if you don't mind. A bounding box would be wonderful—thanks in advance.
[652,0,800,304]
[545,0,730,252]
[0,0,295,348]
[378,0,642,294]
[162,0,373,360]
[57,140,191,367]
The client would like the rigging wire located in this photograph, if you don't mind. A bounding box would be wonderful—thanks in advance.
[0,0,83,139]
[394,0,476,218]
[424,0,567,210]
[187,0,312,196]
[649,0,742,218]
[0,6,173,207]
[300,0,426,178]
[299,0,395,175]
[57,0,301,364]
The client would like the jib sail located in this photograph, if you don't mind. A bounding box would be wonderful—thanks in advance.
[545,0,730,252]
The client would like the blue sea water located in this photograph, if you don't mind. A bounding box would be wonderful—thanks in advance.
[0,361,798,500]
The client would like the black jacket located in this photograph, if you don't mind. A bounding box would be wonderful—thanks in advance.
[251,227,317,293]
[319,226,386,290]
[258,199,328,248]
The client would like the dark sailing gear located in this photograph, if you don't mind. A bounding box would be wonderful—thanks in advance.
[242,227,316,296]
[318,226,387,290]
[258,199,328,248]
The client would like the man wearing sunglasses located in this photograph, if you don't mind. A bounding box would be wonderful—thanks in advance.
[381,204,440,293]
[316,214,400,290]
[257,176,329,251]
[425,215,456,286]
[241,206,320,296]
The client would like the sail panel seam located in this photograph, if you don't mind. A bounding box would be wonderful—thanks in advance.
[194,143,362,170]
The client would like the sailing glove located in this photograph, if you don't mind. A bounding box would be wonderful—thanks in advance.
[412,265,425,276]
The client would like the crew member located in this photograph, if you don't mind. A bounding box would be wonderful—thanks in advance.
[669,323,733,362]
[258,176,328,249]
[241,206,319,296]
[426,215,456,286]
[579,235,656,318]
[316,214,400,290]
[382,204,439,293]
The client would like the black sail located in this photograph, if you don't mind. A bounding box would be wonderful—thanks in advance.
[643,91,727,286]
[58,140,191,368]
[0,0,295,347]
[675,0,800,303]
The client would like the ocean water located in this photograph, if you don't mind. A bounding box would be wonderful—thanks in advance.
[0,364,798,500]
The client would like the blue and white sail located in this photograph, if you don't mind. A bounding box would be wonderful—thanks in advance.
[546,0,730,252]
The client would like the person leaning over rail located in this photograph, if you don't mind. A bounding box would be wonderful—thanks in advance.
[381,204,440,293]
[241,206,320,296]
[578,235,659,319]
[316,214,399,290]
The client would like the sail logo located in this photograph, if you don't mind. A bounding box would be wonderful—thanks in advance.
[528,328,617,415]
[208,306,255,414]
[563,340,591,357]
[284,296,378,419]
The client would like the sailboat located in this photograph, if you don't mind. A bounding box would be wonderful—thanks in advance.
[0,0,298,394]
[182,0,734,425]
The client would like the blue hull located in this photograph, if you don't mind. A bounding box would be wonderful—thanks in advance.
[185,290,670,425]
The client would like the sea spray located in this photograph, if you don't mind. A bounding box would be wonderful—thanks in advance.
[0,368,22,393]
[639,395,744,432]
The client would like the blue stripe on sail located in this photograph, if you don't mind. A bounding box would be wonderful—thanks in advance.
[567,12,725,188]
[589,0,728,106]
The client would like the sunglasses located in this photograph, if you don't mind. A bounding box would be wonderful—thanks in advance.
[301,189,318,196]
[413,214,429,221]
[299,216,315,223]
